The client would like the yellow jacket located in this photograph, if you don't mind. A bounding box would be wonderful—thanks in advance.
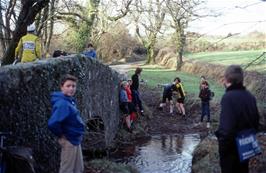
[15,33,41,63]
[176,83,186,98]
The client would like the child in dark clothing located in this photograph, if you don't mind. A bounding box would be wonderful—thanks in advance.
[199,81,211,128]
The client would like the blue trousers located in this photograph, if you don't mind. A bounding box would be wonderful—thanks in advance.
[201,101,210,122]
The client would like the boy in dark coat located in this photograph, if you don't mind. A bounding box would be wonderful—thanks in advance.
[131,67,144,114]
[199,81,211,128]
[215,65,259,173]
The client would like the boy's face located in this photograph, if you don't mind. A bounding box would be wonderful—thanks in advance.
[61,80,77,97]
[123,82,128,89]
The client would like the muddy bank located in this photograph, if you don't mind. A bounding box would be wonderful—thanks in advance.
[180,60,266,101]
[155,49,265,127]
[84,84,214,173]
[192,132,266,173]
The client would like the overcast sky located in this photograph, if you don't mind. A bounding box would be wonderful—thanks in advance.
[188,0,266,36]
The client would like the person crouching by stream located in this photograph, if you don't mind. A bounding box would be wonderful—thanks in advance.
[120,81,132,132]
[48,74,85,173]
[158,78,179,115]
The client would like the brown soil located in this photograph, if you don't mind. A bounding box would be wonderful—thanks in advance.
[140,85,210,138]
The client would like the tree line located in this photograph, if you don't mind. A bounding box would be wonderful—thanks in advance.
[0,0,204,69]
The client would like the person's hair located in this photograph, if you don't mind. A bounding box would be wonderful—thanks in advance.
[224,65,243,84]
[200,76,206,80]
[135,67,142,74]
[53,50,67,58]
[87,43,93,48]
[202,81,209,86]
[60,74,78,86]
[120,81,128,87]
[174,77,181,83]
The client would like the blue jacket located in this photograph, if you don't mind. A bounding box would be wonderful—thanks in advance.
[82,50,97,59]
[48,92,85,145]
[120,89,128,103]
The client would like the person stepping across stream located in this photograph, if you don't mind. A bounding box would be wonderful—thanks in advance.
[157,77,179,115]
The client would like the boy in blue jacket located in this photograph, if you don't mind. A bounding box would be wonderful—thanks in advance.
[48,74,85,173]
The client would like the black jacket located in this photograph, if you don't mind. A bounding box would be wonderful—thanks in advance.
[199,88,211,102]
[131,74,139,90]
[215,84,259,146]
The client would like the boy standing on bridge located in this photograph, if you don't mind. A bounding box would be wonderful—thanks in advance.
[15,23,42,63]
[48,74,85,173]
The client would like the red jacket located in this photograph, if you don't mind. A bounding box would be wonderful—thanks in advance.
[125,86,132,102]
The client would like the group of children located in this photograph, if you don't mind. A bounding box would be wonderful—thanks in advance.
[119,80,138,132]
[158,77,186,117]
[119,67,143,132]
[157,75,213,128]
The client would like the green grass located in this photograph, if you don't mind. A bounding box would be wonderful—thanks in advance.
[185,50,266,73]
[129,68,225,101]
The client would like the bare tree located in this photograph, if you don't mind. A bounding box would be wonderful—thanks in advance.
[134,0,166,64]
[0,0,20,58]
[166,0,203,70]
[91,0,133,45]
[0,1,6,56]
[53,0,101,51]
[2,0,50,65]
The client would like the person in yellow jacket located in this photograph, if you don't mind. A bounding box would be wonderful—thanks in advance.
[15,23,41,63]
[175,77,186,117]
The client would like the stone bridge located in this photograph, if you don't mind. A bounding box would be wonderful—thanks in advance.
[0,56,123,173]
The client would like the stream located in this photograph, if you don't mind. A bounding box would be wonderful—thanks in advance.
[111,133,201,173]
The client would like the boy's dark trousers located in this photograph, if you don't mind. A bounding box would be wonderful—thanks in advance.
[132,90,143,111]
[201,101,210,122]
[218,140,249,173]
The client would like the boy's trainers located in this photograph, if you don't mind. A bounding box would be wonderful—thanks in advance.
[207,122,210,128]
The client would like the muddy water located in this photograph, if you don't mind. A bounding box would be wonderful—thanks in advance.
[112,133,200,173]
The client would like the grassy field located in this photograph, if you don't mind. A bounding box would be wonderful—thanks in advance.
[128,67,225,101]
[185,50,266,73]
